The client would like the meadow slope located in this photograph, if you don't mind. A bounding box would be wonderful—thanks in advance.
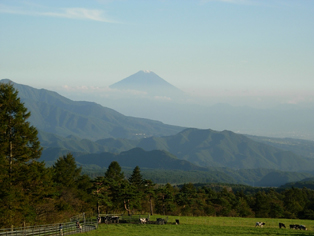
[77,216,314,236]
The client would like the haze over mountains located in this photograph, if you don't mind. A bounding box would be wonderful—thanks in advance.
[2,77,314,187]
[56,71,314,140]
[1,78,183,140]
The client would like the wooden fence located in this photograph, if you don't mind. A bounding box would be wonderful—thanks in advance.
[0,218,97,236]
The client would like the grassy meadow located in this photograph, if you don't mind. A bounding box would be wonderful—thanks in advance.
[80,215,314,236]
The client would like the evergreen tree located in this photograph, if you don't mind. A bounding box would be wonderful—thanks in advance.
[0,83,43,227]
[282,188,305,218]
[253,191,271,218]
[104,161,126,212]
[91,176,112,215]
[176,183,199,215]
[52,153,82,189]
[105,161,125,183]
[143,179,156,215]
[155,183,177,215]
[52,153,87,216]
[128,166,144,188]
[124,166,146,214]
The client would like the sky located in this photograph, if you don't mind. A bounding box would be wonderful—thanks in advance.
[1,0,314,107]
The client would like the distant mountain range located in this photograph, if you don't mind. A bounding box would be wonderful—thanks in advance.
[2,78,314,187]
[97,71,314,141]
[38,127,314,172]
[40,145,313,187]
[0,79,184,140]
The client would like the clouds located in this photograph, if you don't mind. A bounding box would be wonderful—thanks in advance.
[40,8,113,22]
[0,2,114,22]
[59,85,148,96]
[57,85,177,103]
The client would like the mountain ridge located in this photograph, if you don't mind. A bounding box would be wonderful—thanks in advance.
[38,127,314,172]
[0,79,185,140]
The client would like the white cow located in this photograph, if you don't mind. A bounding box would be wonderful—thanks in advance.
[255,222,265,227]
[139,218,147,224]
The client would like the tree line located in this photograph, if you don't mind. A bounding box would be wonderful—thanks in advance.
[1,83,314,229]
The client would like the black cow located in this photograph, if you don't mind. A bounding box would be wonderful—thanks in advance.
[157,218,165,225]
[279,223,286,228]
[290,224,299,229]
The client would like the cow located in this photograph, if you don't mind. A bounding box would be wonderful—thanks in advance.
[76,221,82,232]
[290,224,299,229]
[279,223,286,228]
[102,216,119,224]
[157,218,165,225]
[139,218,148,224]
[255,222,265,227]
[111,216,119,223]
[299,225,307,230]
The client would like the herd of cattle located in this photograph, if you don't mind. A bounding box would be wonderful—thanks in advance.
[98,215,170,225]
[256,222,307,230]
[99,216,308,230]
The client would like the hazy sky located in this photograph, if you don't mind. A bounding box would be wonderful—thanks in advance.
[1,0,313,105]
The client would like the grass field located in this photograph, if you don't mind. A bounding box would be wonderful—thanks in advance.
[80,215,314,236]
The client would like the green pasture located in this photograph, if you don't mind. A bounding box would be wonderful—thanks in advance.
[81,216,314,236]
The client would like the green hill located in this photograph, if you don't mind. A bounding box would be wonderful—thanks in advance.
[39,127,314,172]
[1,79,184,140]
[280,177,314,190]
[94,128,314,171]
[75,147,209,171]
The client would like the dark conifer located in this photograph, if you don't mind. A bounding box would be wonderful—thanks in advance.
[129,166,144,188]
[0,83,43,227]
[105,161,125,183]
[52,153,82,189]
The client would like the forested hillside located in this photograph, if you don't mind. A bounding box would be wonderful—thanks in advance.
[1,82,314,229]
[1,79,184,140]
[39,128,314,172]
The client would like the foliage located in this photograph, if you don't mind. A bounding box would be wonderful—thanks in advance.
[52,153,82,189]
[0,83,47,227]
[2,84,314,228]
[280,178,314,190]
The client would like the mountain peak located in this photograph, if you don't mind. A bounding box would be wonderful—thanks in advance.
[0,79,14,84]
[141,70,152,73]
[109,71,185,97]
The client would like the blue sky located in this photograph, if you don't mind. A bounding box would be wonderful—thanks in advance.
[0,0,313,106]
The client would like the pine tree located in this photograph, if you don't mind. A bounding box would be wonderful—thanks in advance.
[52,153,88,215]
[105,161,125,183]
[0,83,43,227]
[143,179,155,215]
[128,166,144,187]
[155,183,177,215]
[91,176,112,215]
[104,161,126,212]
[52,153,82,189]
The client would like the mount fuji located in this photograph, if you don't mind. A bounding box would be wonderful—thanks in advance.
[109,70,185,98]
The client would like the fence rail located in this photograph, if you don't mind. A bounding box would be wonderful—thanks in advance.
[0,219,97,236]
